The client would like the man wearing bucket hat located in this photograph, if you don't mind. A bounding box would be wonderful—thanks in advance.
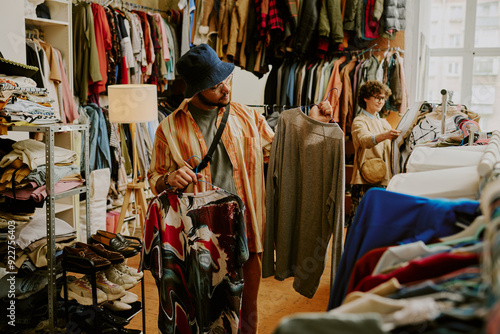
[148,44,333,333]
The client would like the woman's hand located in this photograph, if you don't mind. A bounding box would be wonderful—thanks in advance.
[309,101,334,123]
[373,129,401,145]
[385,129,401,141]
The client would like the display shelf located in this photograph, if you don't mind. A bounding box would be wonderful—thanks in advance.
[7,123,90,333]
[25,17,69,27]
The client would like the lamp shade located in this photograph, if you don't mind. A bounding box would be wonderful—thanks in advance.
[108,84,157,123]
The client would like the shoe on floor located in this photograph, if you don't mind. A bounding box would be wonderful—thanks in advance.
[104,266,138,290]
[93,272,126,300]
[101,327,142,334]
[119,291,138,304]
[115,262,143,280]
[104,300,132,311]
[61,277,107,305]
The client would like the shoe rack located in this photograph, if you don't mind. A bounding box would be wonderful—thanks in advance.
[7,124,91,332]
[61,237,146,334]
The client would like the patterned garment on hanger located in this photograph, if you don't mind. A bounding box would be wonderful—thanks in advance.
[142,189,249,334]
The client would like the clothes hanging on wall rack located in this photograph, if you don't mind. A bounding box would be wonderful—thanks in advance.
[179,0,407,77]
[24,36,77,123]
[264,47,408,136]
[72,1,180,104]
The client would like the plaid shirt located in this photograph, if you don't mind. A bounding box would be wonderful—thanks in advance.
[148,99,275,252]
[268,0,284,33]
[257,0,284,38]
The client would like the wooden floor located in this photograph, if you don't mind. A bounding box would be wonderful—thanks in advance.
[125,250,332,334]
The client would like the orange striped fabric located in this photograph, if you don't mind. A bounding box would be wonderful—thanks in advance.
[148,99,275,252]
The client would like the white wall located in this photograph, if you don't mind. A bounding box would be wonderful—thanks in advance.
[232,66,269,105]
[0,0,26,63]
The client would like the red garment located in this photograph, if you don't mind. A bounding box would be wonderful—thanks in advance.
[120,57,129,84]
[364,0,380,39]
[134,11,152,64]
[268,0,284,33]
[353,252,479,293]
[316,36,329,59]
[89,3,111,95]
[345,246,389,295]
[256,0,269,37]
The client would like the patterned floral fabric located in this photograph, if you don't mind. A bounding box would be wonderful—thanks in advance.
[142,190,249,334]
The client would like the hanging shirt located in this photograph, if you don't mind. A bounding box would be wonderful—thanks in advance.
[89,3,111,95]
[263,108,345,298]
[73,2,102,104]
[53,49,79,123]
[142,190,249,334]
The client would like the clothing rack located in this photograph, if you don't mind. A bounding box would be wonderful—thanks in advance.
[105,0,168,13]
[247,104,292,115]
[478,130,500,178]
[25,28,45,40]
[335,46,405,56]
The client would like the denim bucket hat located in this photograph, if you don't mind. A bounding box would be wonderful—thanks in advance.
[176,44,235,98]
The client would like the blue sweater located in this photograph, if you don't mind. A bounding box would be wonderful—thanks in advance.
[328,188,480,309]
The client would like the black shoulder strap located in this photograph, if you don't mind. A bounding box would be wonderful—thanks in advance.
[193,104,230,173]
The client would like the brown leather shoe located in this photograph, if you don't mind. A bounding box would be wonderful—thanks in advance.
[96,230,142,251]
[90,234,139,258]
[75,242,125,264]
[63,245,111,269]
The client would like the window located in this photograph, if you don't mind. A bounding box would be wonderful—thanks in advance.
[448,34,461,47]
[474,58,497,75]
[450,5,463,21]
[475,0,500,47]
[477,1,498,16]
[448,62,460,75]
[423,0,500,131]
[427,57,463,103]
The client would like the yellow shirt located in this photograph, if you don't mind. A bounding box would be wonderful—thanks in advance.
[148,99,275,252]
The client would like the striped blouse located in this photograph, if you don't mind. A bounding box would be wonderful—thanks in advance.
[148,99,275,252]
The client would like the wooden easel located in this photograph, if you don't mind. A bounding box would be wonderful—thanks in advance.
[114,123,147,235]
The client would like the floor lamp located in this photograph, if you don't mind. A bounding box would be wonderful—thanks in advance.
[108,84,157,236]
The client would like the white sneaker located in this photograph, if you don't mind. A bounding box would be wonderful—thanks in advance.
[115,262,143,280]
[104,300,132,311]
[93,272,126,300]
[62,276,107,305]
[119,291,139,304]
[104,266,138,290]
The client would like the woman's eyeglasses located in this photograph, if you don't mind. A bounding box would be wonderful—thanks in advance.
[372,95,386,102]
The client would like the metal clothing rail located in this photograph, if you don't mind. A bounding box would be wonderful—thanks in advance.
[104,0,167,13]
